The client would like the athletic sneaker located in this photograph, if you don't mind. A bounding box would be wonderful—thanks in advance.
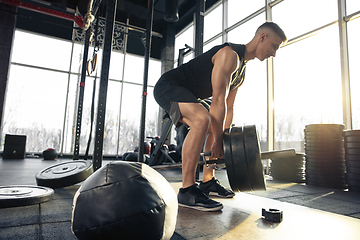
[199,177,235,198]
[178,184,223,212]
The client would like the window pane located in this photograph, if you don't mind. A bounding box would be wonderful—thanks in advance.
[71,42,84,73]
[228,0,264,27]
[2,65,68,152]
[346,0,360,15]
[62,74,79,154]
[204,5,222,42]
[175,25,194,61]
[109,51,124,80]
[228,13,265,44]
[145,87,159,140]
[233,60,268,151]
[274,27,342,151]
[103,80,122,155]
[348,18,360,129]
[123,54,144,84]
[118,83,142,154]
[148,60,161,86]
[12,30,72,71]
[272,0,338,40]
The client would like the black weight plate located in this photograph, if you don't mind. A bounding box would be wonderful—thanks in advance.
[306,159,344,167]
[305,172,345,178]
[305,165,345,172]
[344,136,360,142]
[346,149,360,155]
[346,167,360,174]
[348,186,360,193]
[305,173,345,180]
[346,179,360,187]
[305,159,345,166]
[304,133,343,140]
[346,173,360,181]
[271,172,305,178]
[305,174,346,182]
[0,185,54,208]
[345,155,360,161]
[270,164,305,170]
[304,148,344,155]
[305,150,344,156]
[228,126,252,192]
[306,181,347,189]
[270,162,305,169]
[305,162,346,170]
[223,128,240,192]
[271,171,305,177]
[36,160,94,188]
[344,143,360,149]
[270,166,305,172]
[243,125,266,191]
[304,143,344,150]
[270,175,305,182]
[343,130,360,137]
[305,133,344,143]
[345,160,360,168]
[305,124,345,130]
[305,154,345,161]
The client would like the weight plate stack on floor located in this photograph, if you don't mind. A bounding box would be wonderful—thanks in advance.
[0,185,54,208]
[270,153,305,183]
[36,160,94,188]
[344,130,360,193]
[304,124,346,189]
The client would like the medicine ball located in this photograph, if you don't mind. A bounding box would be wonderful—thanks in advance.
[71,161,178,240]
[42,148,58,160]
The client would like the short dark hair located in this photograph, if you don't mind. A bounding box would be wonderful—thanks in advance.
[257,22,287,43]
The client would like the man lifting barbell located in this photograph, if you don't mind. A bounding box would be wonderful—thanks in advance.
[154,22,287,211]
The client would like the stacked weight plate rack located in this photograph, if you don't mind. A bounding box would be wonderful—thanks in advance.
[304,124,347,189]
[270,153,305,183]
[344,130,360,193]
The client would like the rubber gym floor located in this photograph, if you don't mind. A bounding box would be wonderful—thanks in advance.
[1,157,360,240]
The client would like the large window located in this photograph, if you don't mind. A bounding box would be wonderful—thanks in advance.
[1,30,161,156]
[274,27,342,151]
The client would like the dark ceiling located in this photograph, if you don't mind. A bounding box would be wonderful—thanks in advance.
[13,0,219,35]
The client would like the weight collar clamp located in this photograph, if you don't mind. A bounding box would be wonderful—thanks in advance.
[262,208,283,223]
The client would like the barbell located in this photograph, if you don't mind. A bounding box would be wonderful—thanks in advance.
[153,125,296,192]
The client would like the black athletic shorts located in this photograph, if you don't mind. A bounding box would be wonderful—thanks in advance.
[153,71,211,127]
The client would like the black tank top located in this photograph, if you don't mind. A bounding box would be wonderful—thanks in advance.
[166,42,246,99]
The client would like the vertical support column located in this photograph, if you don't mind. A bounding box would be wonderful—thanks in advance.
[73,28,91,160]
[0,4,16,131]
[93,0,117,171]
[158,22,176,141]
[138,0,154,162]
[194,0,205,57]
[194,0,205,179]
[265,0,274,174]
[337,0,352,130]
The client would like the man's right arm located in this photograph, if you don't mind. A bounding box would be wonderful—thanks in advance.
[209,46,238,159]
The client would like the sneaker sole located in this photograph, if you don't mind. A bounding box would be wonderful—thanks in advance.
[209,192,235,198]
[178,203,223,212]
